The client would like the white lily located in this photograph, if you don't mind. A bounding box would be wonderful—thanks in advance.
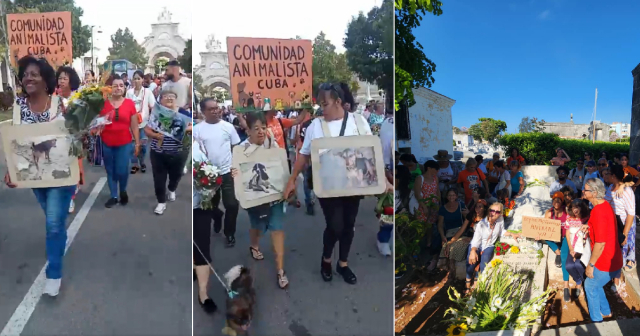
[466,297,477,311]
[492,295,505,309]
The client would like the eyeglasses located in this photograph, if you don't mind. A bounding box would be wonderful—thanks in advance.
[577,162,584,164]
[587,165,594,168]
[599,164,607,167]
[584,189,592,193]
[558,172,567,175]
[489,209,501,214]
[475,204,485,208]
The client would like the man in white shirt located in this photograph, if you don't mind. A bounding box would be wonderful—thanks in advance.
[162,60,192,110]
[549,166,578,196]
[193,98,241,247]
[568,158,586,191]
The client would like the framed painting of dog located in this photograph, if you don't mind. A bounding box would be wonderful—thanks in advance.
[310,135,386,198]
[0,120,80,188]
[232,145,290,209]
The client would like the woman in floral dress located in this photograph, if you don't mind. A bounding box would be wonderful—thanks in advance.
[415,160,440,229]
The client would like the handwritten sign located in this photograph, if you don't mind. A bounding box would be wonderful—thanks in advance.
[7,11,73,68]
[227,37,312,111]
[521,216,561,242]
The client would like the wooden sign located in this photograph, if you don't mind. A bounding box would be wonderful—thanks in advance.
[6,11,73,68]
[226,37,312,111]
[521,216,561,242]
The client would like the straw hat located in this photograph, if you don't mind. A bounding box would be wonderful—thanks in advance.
[433,150,453,161]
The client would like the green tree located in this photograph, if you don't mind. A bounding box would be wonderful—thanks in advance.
[1,0,91,64]
[395,0,442,110]
[344,0,393,107]
[107,28,147,69]
[178,39,191,73]
[154,57,169,74]
[312,32,353,98]
[193,73,203,94]
[518,116,546,133]
[469,118,507,143]
[453,126,461,134]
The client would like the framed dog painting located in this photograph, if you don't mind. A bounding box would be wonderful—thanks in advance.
[310,135,386,198]
[232,145,290,209]
[0,120,80,189]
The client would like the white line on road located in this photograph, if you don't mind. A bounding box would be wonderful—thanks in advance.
[0,177,107,336]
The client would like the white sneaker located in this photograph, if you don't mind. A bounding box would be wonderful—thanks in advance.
[43,278,61,297]
[154,203,167,215]
[167,191,176,202]
[69,200,75,213]
[377,241,391,256]
[183,167,188,175]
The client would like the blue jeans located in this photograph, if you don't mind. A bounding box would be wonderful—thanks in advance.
[466,245,495,280]
[32,186,76,279]
[546,238,570,281]
[130,128,147,166]
[378,223,393,243]
[103,142,133,198]
[303,167,313,207]
[585,267,621,322]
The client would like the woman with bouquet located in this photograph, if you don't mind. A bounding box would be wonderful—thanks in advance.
[99,75,140,208]
[127,70,156,174]
[4,56,75,297]
[145,90,192,215]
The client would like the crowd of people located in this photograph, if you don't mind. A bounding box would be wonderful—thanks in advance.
[3,56,192,297]
[396,146,639,323]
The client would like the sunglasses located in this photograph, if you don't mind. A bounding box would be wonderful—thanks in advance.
[319,83,342,94]
[599,164,607,167]
[489,209,501,214]
[114,107,119,122]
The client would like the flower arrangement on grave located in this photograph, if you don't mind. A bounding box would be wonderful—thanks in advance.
[192,159,222,210]
[65,84,112,157]
[510,246,520,254]
[444,261,553,334]
[525,178,548,188]
[446,323,468,336]
[495,242,511,256]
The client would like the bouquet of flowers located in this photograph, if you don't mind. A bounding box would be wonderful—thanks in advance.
[495,242,511,256]
[193,159,222,210]
[65,85,112,157]
[375,191,394,224]
[370,123,381,136]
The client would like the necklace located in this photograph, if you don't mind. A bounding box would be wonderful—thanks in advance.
[28,96,51,114]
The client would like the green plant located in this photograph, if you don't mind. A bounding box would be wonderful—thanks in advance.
[395,213,427,275]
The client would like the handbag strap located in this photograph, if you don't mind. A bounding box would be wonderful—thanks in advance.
[320,110,349,138]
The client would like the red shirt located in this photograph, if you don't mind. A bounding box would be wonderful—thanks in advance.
[100,99,136,147]
[588,202,623,272]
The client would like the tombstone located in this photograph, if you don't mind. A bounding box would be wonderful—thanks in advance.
[497,237,549,303]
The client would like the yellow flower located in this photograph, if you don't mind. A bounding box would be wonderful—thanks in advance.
[510,246,520,254]
[504,209,511,217]
[68,91,82,104]
[446,323,468,336]
[490,259,503,268]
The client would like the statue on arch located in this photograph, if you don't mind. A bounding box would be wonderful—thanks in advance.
[206,35,222,52]
[158,7,172,23]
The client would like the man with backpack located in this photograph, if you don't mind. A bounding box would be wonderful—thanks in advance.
[568,158,586,192]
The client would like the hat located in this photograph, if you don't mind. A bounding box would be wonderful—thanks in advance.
[586,160,596,167]
[433,150,453,161]
[552,191,565,201]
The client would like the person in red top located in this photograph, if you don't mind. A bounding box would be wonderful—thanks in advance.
[99,74,140,208]
[582,177,623,322]
[506,148,526,168]
[454,158,489,204]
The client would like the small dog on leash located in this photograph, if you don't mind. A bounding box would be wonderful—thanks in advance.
[221,265,255,336]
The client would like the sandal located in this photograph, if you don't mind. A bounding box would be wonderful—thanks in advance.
[464,280,472,295]
[249,246,264,260]
[277,270,289,289]
[624,261,636,272]
[131,166,139,174]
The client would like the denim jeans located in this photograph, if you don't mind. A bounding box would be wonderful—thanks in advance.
[103,142,133,198]
[130,128,147,166]
[32,186,76,279]
[546,238,570,281]
[377,223,393,243]
[466,245,495,280]
[585,267,621,322]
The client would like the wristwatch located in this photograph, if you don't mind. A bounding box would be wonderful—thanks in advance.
[589,262,595,268]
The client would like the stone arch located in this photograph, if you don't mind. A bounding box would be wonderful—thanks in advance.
[203,76,230,91]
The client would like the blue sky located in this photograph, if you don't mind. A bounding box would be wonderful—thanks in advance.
[413,1,640,134]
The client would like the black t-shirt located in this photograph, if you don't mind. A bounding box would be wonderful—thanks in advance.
[299,119,313,143]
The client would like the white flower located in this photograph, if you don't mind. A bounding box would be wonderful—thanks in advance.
[471,316,478,327]
[508,323,516,331]
[491,306,497,312]
[492,295,505,309]
[202,164,219,177]
[466,297,477,311]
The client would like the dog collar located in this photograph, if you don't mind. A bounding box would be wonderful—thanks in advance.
[228,290,239,299]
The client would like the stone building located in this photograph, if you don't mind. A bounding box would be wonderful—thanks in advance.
[541,114,611,142]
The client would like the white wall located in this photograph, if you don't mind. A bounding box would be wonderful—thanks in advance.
[396,87,456,163]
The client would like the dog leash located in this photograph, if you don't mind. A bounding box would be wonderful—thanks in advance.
[193,240,238,298]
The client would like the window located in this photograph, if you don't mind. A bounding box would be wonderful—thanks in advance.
[397,100,410,140]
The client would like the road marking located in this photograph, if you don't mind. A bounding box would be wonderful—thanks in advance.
[0,177,106,336]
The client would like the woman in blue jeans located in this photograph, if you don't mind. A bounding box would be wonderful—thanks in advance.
[466,202,521,294]
[4,56,77,297]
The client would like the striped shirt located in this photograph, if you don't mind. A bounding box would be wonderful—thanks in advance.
[149,107,191,154]
[605,185,636,226]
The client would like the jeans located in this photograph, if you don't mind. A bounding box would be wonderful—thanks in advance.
[150,150,188,203]
[211,172,239,237]
[32,186,76,279]
[585,267,621,322]
[318,196,361,262]
[546,238,570,281]
[130,128,148,166]
[377,224,393,243]
[565,253,585,285]
[303,168,313,207]
[466,245,495,280]
[103,143,133,199]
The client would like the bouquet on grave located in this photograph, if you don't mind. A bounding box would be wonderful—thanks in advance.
[495,241,511,256]
[64,85,112,157]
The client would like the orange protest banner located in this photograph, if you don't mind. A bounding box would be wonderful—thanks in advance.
[6,11,73,68]
[227,37,313,111]
[521,216,562,242]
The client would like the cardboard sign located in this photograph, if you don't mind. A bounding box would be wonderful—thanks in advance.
[227,37,312,111]
[521,216,562,242]
[6,11,73,68]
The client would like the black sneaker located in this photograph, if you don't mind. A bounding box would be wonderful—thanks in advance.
[119,191,129,205]
[140,164,147,173]
[336,263,357,285]
[105,198,118,208]
[555,254,562,268]
[305,205,314,216]
[320,259,332,282]
[226,236,236,248]
[563,288,571,302]
[198,295,217,314]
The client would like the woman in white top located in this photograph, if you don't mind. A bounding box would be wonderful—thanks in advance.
[126,70,155,173]
[465,202,521,294]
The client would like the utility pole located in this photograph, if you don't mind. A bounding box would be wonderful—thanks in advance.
[592,88,598,144]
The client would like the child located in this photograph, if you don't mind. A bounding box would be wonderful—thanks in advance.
[565,199,591,302]
[230,112,289,289]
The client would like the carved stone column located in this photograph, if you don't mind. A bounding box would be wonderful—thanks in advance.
[630,64,640,164]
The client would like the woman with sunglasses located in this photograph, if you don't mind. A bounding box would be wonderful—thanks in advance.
[99,74,140,208]
[466,202,521,294]
[448,199,487,293]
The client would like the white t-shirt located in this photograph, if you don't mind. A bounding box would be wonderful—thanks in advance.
[299,113,372,156]
[126,87,155,128]
[380,117,394,167]
[162,76,191,108]
[193,120,240,174]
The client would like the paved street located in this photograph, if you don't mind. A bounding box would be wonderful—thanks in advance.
[0,132,192,336]
[193,197,394,336]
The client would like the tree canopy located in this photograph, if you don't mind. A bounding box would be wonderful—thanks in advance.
[468,118,507,143]
[518,116,546,133]
[177,39,191,73]
[395,0,442,110]
[107,28,147,69]
[311,32,357,98]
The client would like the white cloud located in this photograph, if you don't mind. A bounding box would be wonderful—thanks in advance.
[538,10,551,20]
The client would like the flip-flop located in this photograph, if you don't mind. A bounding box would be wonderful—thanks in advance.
[249,246,264,260]
[624,262,636,272]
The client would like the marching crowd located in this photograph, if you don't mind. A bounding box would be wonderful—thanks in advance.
[396,147,639,323]
[3,56,192,297]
